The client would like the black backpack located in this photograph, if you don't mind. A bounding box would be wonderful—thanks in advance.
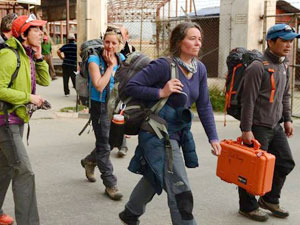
[224,47,275,120]
[0,36,21,124]
[107,52,177,136]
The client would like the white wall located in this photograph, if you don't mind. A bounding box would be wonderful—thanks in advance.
[218,0,276,78]
[77,0,107,61]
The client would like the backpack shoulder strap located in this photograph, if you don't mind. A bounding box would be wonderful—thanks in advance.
[6,46,21,88]
[151,57,178,113]
[0,45,21,88]
[262,61,276,103]
[0,45,21,127]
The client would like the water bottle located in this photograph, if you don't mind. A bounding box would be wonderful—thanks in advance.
[109,114,125,148]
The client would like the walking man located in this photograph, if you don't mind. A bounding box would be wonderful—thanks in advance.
[42,34,57,80]
[0,14,50,225]
[238,24,297,222]
[57,33,77,96]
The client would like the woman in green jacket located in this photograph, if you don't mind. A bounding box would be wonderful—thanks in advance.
[0,14,50,225]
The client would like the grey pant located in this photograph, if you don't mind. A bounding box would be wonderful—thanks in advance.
[85,101,117,188]
[0,124,39,225]
[125,139,197,225]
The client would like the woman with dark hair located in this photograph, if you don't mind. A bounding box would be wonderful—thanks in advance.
[119,22,221,225]
[80,28,125,200]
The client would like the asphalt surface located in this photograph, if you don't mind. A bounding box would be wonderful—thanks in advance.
[2,77,300,225]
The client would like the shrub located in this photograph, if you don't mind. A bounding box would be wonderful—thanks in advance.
[209,85,225,112]
[190,85,225,112]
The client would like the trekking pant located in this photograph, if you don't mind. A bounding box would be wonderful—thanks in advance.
[125,139,197,225]
[239,124,295,212]
[85,136,128,161]
[62,64,76,95]
[44,54,56,79]
[85,101,117,188]
[0,124,39,225]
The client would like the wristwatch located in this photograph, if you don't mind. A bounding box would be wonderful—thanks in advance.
[35,56,44,62]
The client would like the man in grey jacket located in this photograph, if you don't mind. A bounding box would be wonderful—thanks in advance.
[238,24,298,222]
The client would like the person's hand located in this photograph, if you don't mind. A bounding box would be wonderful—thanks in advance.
[102,49,114,68]
[30,94,44,107]
[241,131,255,145]
[210,141,221,156]
[32,45,42,60]
[284,121,294,138]
[159,78,183,98]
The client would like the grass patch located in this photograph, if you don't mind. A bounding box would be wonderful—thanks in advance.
[60,105,87,112]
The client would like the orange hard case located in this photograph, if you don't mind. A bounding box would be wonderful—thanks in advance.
[216,137,276,196]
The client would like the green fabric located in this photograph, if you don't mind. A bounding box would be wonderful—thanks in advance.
[41,41,52,55]
[0,37,50,123]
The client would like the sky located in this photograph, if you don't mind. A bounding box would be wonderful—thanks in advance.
[285,0,300,9]
[166,0,300,17]
[190,0,300,11]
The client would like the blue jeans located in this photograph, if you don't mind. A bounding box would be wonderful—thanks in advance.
[239,123,295,212]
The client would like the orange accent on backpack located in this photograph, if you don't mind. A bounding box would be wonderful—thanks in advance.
[268,68,276,103]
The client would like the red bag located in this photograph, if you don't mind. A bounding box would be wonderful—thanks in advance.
[216,137,276,196]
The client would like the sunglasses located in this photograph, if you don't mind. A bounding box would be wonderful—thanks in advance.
[270,25,296,35]
[26,13,37,23]
[19,14,37,33]
[106,26,122,35]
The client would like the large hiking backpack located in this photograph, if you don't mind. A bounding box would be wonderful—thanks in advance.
[107,52,177,136]
[0,37,21,119]
[76,38,104,104]
[224,47,276,120]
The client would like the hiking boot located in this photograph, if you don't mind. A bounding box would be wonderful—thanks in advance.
[0,214,14,225]
[258,197,289,218]
[119,208,140,225]
[118,147,128,157]
[239,208,269,222]
[105,186,123,200]
[80,159,96,182]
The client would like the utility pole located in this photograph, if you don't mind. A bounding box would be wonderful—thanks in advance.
[66,0,70,41]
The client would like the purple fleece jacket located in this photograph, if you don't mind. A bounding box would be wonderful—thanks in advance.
[125,57,218,142]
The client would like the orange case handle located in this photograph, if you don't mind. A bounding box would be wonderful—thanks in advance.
[237,137,261,150]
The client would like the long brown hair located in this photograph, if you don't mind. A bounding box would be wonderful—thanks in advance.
[169,22,202,57]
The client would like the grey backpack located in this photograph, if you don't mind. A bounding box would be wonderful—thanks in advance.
[107,52,178,135]
[76,38,104,104]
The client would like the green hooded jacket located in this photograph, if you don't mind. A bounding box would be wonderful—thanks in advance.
[0,37,50,123]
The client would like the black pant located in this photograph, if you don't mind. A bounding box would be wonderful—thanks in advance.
[62,64,76,95]
[239,124,295,212]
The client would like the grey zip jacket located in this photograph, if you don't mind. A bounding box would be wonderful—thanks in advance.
[240,48,291,131]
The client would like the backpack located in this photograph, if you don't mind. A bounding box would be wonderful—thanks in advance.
[224,47,276,121]
[107,52,178,136]
[76,38,104,105]
[0,37,21,124]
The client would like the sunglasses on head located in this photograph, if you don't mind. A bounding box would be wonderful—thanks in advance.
[19,14,38,34]
[106,26,122,35]
[26,14,37,23]
[270,25,295,35]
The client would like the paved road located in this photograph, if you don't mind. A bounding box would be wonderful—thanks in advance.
[2,77,300,225]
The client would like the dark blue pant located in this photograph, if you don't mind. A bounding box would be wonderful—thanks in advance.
[85,101,117,188]
[239,124,295,212]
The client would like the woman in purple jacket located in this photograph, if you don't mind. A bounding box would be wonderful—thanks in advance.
[119,22,221,225]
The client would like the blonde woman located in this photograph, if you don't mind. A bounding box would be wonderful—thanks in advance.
[80,27,125,200]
